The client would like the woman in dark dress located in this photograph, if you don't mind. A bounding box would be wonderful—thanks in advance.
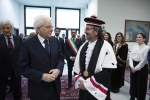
[110,32,128,93]
[103,32,113,47]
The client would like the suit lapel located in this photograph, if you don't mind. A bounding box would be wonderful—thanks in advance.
[12,35,20,55]
[0,34,11,55]
[32,36,50,65]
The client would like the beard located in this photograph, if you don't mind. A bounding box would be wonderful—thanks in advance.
[55,33,59,36]
[86,35,89,40]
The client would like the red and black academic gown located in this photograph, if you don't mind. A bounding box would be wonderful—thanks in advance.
[74,40,117,100]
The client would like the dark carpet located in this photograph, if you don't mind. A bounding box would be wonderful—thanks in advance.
[6,69,150,100]
[6,75,79,100]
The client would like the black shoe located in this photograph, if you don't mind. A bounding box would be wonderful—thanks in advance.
[66,84,71,90]
[6,90,12,95]
[129,97,135,100]
[111,88,119,93]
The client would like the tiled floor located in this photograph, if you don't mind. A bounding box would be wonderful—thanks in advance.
[63,60,150,100]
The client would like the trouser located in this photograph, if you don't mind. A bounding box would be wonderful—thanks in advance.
[0,70,22,100]
[67,61,74,85]
[30,82,60,100]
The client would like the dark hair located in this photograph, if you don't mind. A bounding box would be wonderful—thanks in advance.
[82,34,85,37]
[71,28,77,32]
[54,27,61,31]
[103,32,112,41]
[114,32,125,44]
[138,33,147,45]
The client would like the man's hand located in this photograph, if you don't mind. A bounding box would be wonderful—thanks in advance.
[41,73,55,82]
[70,56,75,61]
[78,80,86,90]
[49,69,60,79]
[148,74,150,80]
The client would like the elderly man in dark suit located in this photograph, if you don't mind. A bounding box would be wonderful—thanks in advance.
[18,15,64,100]
[0,20,22,100]
[64,29,82,89]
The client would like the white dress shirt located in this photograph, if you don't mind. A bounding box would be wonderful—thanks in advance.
[85,40,97,70]
[55,35,59,40]
[129,43,149,70]
[38,34,49,48]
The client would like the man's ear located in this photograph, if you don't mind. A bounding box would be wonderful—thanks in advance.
[94,30,98,36]
[37,27,40,33]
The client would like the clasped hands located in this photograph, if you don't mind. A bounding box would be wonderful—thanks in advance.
[42,69,60,82]
[70,56,75,61]
[131,67,137,73]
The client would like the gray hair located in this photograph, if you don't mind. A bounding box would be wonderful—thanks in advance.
[0,19,14,29]
[33,15,52,31]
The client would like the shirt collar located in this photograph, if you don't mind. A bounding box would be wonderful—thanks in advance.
[89,40,97,45]
[55,35,59,39]
[38,34,45,44]
[4,34,13,40]
[139,43,146,48]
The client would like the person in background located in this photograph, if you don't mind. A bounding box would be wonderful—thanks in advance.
[28,32,36,38]
[103,32,113,47]
[81,34,86,43]
[62,34,66,42]
[0,22,1,34]
[64,29,82,90]
[19,33,24,39]
[25,34,29,39]
[110,32,128,93]
[129,33,149,100]
[54,27,65,55]
[147,49,150,100]
[74,15,117,100]
[0,27,2,34]
[0,19,22,100]
[77,34,81,39]
[18,15,64,100]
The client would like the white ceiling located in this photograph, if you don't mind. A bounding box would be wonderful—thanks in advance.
[15,0,90,8]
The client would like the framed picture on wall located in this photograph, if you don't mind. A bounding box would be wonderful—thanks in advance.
[124,20,150,42]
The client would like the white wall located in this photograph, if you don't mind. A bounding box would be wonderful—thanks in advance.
[86,0,98,17]
[97,0,150,49]
[19,4,24,33]
[0,0,20,28]
[80,8,86,35]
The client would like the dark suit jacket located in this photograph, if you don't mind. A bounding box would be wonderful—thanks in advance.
[18,35,64,99]
[53,36,65,55]
[0,34,22,79]
[64,38,82,61]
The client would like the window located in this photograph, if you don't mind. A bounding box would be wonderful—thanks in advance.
[24,6,51,35]
[56,8,80,39]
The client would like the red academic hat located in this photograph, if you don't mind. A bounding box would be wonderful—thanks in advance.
[84,15,105,27]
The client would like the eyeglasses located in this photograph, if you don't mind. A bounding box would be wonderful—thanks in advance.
[41,26,54,29]
[71,32,76,34]
[84,28,94,31]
